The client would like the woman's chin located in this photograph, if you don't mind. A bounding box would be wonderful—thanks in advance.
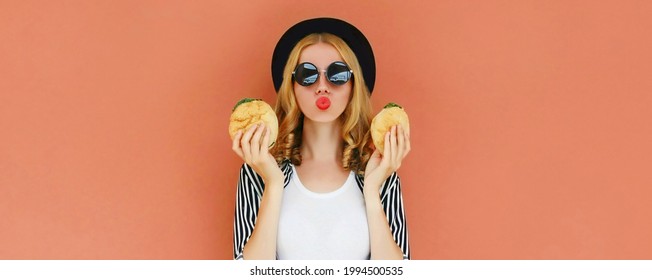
[303,111,341,124]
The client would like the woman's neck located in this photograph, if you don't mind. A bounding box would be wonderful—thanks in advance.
[300,118,343,163]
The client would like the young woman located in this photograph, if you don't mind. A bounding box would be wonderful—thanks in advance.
[232,18,411,260]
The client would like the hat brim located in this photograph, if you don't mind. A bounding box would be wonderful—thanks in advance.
[271,17,375,94]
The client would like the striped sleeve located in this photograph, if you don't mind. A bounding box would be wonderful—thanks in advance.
[233,163,265,260]
[379,172,411,260]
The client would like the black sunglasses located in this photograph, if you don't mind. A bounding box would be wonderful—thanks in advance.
[292,61,353,86]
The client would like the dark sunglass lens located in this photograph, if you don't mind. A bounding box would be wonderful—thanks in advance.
[295,63,319,86]
[327,62,351,85]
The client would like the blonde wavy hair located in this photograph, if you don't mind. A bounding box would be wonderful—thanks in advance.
[270,33,373,175]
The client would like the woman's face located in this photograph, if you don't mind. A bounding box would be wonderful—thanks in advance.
[293,42,352,123]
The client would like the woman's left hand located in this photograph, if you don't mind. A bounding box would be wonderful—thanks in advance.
[364,124,411,195]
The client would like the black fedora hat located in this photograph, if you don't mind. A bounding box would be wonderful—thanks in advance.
[271,17,376,94]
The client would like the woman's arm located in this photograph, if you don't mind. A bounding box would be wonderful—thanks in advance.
[363,125,411,259]
[233,164,261,259]
[364,189,404,259]
[241,177,284,260]
[232,124,285,260]
[364,174,409,260]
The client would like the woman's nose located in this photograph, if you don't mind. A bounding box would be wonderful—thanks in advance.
[315,71,330,94]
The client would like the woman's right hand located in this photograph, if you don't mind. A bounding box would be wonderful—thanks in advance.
[232,123,284,186]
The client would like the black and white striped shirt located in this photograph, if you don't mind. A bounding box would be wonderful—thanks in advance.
[233,160,410,260]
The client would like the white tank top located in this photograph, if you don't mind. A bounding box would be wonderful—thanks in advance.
[276,165,370,260]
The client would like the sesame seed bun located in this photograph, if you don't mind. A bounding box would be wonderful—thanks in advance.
[370,103,410,154]
[229,98,278,148]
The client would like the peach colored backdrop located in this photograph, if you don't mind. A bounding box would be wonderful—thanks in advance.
[2,1,651,259]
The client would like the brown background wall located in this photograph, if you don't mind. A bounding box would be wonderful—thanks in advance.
[2,0,651,259]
